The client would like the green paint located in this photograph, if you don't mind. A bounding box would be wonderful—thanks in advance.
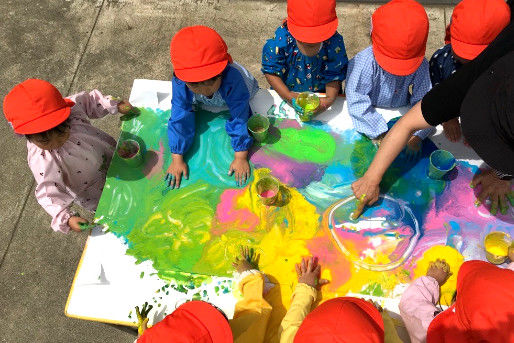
[362,282,385,297]
[140,272,144,279]
[266,127,336,163]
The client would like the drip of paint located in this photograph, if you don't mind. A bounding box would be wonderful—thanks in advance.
[260,190,277,198]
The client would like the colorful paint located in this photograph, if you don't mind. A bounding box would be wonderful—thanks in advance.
[96,107,513,307]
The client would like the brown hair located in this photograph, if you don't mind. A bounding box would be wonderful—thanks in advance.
[25,119,69,143]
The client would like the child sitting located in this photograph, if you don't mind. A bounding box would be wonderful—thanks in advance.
[3,79,133,233]
[429,0,510,142]
[137,247,275,343]
[279,257,402,343]
[261,0,348,114]
[167,26,259,189]
[399,256,514,343]
[346,0,434,156]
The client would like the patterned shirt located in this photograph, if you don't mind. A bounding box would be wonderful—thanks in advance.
[429,44,462,86]
[346,46,434,139]
[261,22,348,93]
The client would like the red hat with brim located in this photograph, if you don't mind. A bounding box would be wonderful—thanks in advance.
[294,297,384,343]
[137,301,233,343]
[3,79,74,135]
[170,26,232,83]
[427,260,514,343]
[287,0,339,43]
[371,0,429,76]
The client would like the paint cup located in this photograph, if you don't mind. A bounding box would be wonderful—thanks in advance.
[484,231,512,265]
[248,114,270,142]
[255,176,280,206]
[117,139,144,167]
[428,150,456,180]
[296,92,320,122]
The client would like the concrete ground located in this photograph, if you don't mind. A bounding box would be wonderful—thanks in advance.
[0,1,450,342]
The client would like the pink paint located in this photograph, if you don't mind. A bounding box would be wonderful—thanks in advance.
[260,190,276,198]
[307,236,352,290]
[212,189,259,235]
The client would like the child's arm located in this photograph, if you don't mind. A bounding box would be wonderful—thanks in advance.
[318,33,348,110]
[264,74,298,103]
[410,60,435,140]
[279,257,329,343]
[345,52,388,139]
[67,90,121,119]
[399,259,451,343]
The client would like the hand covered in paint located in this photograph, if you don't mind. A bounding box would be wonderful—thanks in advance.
[313,96,335,115]
[351,177,381,219]
[426,259,452,286]
[404,135,422,160]
[229,151,250,187]
[68,216,88,233]
[117,100,134,114]
[471,169,513,215]
[233,246,260,273]
[296,257,329,289]
[165,154,188,189]
[136,302,153,336]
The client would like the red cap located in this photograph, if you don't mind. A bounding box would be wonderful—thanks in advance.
[3,79,74,134]
[450,0,510,61]
[137,301,232,343]
[371,0,429,76]
[170,26,233,83]
[427,261,514,342]
[294,297,384,343]
[287,0,338,43]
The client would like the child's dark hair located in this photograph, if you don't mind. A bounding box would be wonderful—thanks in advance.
[184,74,222,86]
[25,119,69,143]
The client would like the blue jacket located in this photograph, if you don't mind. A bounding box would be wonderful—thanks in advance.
[168,63,257,155]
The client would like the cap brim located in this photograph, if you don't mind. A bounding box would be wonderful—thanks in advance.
[180,301,233,343]
[174,60,228,83]
[460,57,514,175]
[288,18,338,43]
[14,99,74,135]
[451,37,487,61]
[372,45,424,76]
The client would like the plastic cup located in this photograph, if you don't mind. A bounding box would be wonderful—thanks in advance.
[484,231,512,265]
[428,150,456,179]
[117,139,144,167]
[296,92,320,122]
[255,176,280,206]
[248,114,270,142]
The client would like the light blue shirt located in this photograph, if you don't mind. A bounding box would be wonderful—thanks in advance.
[345,46,434,139]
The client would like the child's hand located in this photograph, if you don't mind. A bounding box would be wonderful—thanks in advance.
[295,257,329,289]
[229,151,250,187]
[442,118,462,143]
[165,155,188,189]
[314,97,335,114]
[426,259,452,286]
[136,302,153,336]
[509,246,514,262]
[405,135,422,160]
[470,169,513,215]
[68,216,88,232]
[117,100,134,115]
[232,246,260,273]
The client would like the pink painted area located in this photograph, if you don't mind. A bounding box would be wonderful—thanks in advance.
[144,141,165,179]
[278,120,302,129]
[260,190,276,198]
[251,151,325,188]
[212,188,259,235]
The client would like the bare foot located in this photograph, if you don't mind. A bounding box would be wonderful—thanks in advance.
[442,118,462,143]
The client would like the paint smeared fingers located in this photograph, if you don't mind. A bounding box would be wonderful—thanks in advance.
[500,195,508,215]
[307,257,313,272]
[318,279,330,286]
[174,172,182,189]
[301,258,307,274]
[507,191,514,207]
[490,194,499,215]
[314,264,321,276]
[470,172,483,188]
[295,263,302,277]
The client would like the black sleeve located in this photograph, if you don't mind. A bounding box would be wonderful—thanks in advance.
[421,17,514,126]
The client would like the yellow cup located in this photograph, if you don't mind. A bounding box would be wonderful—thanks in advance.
[484,231,512,264]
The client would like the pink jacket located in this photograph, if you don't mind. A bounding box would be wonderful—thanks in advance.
[399,262,514,343]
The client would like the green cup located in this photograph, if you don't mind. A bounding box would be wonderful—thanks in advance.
[428,149,456,180]
[296,92,320,122]
[117,139,144,167]
[248,114,270,142]
[255,176,280,206]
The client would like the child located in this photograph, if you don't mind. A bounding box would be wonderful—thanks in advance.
[261,0,348,114]
[399,256,514,343]
[429,0,510,142]
[167,26,259,189]
[137,247,275,343]
[346,0,434,156]
[279,257,403,343]
[3,79,133,233]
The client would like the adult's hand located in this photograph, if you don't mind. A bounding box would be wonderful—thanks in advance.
[471,169,513,215]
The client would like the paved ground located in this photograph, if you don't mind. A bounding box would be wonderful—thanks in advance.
[0,1,449,342]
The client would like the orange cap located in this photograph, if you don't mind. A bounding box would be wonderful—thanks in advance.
[170,26,233,83]
[450,0,510,61]
[287,0,339,43]
[371,0,429,76]
[294,297,384,343]
[3,79,74,134]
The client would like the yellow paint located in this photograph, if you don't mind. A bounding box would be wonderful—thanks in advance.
[413,245,464,306]
[484,231,511,257]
